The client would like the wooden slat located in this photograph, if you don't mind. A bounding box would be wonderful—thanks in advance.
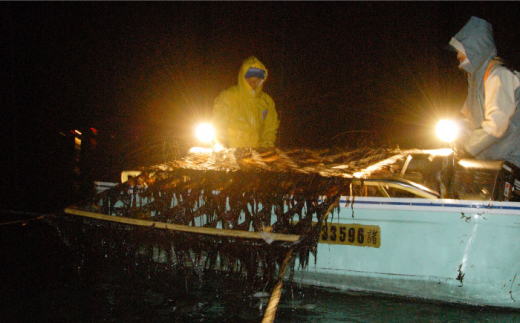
[64,208,301,242]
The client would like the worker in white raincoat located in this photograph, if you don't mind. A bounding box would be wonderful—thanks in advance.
[213,56,279,148]
[447,16,520,167]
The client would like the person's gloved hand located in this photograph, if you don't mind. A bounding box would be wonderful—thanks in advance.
[452,140,472,159]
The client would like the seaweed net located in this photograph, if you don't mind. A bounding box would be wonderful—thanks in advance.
[53,147,407,289]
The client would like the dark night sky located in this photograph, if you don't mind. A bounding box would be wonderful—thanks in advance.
[3,2,520,212]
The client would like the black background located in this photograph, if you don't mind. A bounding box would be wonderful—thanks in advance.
[3,2,520,213]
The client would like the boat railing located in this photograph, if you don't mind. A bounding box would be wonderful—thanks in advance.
[351,178,440,199]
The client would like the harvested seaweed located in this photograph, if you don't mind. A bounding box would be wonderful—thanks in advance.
[51,147,415,290]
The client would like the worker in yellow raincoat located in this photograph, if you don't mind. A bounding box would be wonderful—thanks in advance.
[213,56,279,148]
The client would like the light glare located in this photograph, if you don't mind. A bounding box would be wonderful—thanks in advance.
[436,120,459,143]
[195,123,216,143]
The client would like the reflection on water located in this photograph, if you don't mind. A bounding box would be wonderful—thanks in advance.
[2,217,520,322]
[8,272,520,322]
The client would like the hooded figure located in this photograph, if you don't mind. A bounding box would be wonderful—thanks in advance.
[448,16,520,167]
[213,56,279,148]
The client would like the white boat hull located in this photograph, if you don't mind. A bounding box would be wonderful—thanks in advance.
[297,196,520,308]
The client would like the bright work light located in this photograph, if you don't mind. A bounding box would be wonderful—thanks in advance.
[195,123,216,143]
[436,119,459,143]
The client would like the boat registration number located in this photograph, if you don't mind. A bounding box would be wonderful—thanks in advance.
[318,223,380,248]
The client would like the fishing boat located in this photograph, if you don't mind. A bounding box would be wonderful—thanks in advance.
[58,144,520,310]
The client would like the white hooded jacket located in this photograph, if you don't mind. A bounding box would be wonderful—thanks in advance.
[448,17,520,166]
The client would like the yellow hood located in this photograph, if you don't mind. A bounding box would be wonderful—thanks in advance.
[237,56,268,97]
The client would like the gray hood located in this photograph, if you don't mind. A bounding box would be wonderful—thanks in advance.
[448,17,499,131]
[450,16,497,75]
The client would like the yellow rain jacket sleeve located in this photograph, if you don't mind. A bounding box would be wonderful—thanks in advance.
[213,56,279,148]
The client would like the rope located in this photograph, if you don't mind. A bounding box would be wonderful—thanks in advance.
[261,248,293,323]
[0,210,51,226]
[261,196,340,323]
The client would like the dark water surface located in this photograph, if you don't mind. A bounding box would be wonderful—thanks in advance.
[2,214,520,323]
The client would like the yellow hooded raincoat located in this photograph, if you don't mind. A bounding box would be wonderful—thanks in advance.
[213,56,279,148]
